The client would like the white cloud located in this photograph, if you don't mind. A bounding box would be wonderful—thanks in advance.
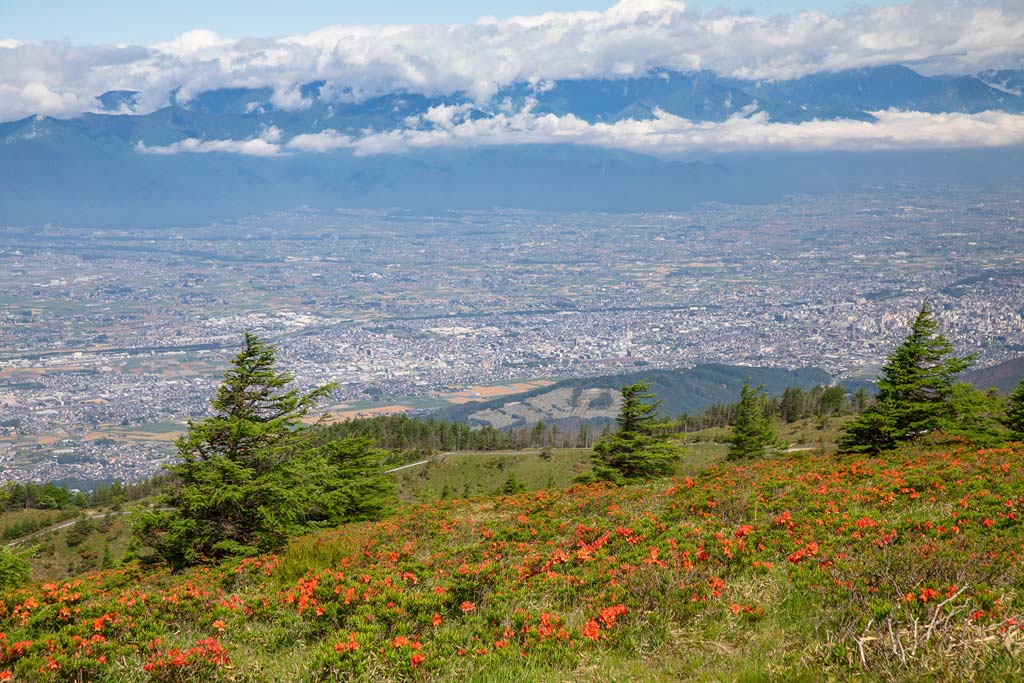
[260,125,284,143]
[284,129,352,152]
[132,107,1024,158]
[344,107,1024,156]
[135,136,282,156]
[1,0,1022,123]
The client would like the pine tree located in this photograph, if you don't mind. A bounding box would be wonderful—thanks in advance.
[590,383,684,483]
[853,387,870,413]
[1004,378,1024,439]
[727,382,778,460]
[780,386,804,423]
[177,332,334,472]
[133,333,392,568]
[838,300,975,454]
[499,474,527,495]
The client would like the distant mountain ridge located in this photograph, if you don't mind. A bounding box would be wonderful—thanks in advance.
[5,65,1018,148]
[2,64,1023,227]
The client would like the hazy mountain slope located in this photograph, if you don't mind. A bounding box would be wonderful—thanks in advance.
[3,65,1024,228]
[962,356,1024,395]
[434,363,831,428]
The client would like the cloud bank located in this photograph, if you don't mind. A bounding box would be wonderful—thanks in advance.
[133,105,1024,157]
[2,0,1023,123]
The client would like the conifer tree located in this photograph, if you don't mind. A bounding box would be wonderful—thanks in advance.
[727,382,778,460]
[1004,378,1024,439]
[500,473,527,495]
[133,333,392,568]
[838,300,974,454]
[590,383,683,483]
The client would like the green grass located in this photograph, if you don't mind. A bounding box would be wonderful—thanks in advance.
[108,421,186,435]
[391,442,727,503]
[683,415,854,453]
[2,442,1023,681]
[391,448,594,502]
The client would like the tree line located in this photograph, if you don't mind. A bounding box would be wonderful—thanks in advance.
[0,478,166,514]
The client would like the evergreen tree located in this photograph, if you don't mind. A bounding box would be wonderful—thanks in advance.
[133,333,392,568]
[946,384,1007,446]
[288,437,395,528]
[853,387,870,413]
[727,382,778,460]
[1003,378,1024,439]
[838,300,975,454]
[779,387,804,423]
[589,383,684,483]
[176,332,334,472]
[499,474,527,495]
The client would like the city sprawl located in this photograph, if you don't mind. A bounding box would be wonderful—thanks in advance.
[1,187,1022,485]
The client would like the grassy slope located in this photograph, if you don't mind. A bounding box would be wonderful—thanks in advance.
[2,440,1022,681]
[28,514,134,581]
[684,416,853,453]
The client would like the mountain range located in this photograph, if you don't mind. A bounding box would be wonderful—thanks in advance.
[2,65,1023,227]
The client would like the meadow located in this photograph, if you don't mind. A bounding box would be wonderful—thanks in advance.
[1,440,1021,681]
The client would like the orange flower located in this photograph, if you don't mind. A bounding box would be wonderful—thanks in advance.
[392,635,410,648]
[432,614,443,627]
[334,633,359,652]
[212,619,226,632]
[598,604,627,628]
[410,653,426,668]
[582,619,601,640]
[459,601,475,612]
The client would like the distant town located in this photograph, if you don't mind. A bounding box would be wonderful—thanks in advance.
[2,187,1022,485]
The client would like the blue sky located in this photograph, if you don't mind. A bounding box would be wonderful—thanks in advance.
[4,0,897,44]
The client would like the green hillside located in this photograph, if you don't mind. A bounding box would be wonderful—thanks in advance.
[434,364,831,427]
[1,441,1021,681]
[961,356,1024,395]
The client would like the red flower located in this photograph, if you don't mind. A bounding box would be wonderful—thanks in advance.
[334,633,359,652]
[410,653,426,668]
[582,619,601,640]
[432,613,443,627]
[459,601,475,612]
[598,604,627,628]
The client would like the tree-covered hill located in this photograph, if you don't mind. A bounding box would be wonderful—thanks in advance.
[433,363,831,427]
[961,355,1024,395]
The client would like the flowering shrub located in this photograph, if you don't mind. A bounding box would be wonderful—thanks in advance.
[0,444,1021,680]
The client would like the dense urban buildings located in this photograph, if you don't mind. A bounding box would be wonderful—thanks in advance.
[2,188,1022,484]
